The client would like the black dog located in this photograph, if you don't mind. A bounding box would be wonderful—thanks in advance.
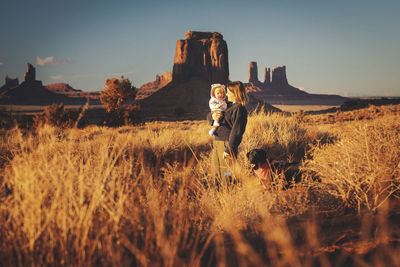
[246,149,301,186]
[246,149,269,170]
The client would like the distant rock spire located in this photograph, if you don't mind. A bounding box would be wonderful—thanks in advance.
[248,61,258,83]
[264,67,271,85]
[24,63,36,82]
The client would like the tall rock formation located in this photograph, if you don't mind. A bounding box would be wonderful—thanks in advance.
[248,62,258,84]
[271,66,288,87]
[172,31,229,84]
[246,62,306,96]
[264,67,271,85]
[141,31,230,119]
[24,63,36,83]
[248,63,288,87]
[247,62,295,92]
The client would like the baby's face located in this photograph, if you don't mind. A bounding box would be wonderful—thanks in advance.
[215,88,226,100]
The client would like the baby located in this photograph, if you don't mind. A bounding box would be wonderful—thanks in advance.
[209,83,227,136]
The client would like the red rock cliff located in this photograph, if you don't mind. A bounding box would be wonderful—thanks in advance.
[248,61,258,83]
[172,31,229,84]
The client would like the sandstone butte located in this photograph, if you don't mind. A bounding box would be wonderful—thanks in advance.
[247,61,306,96]
[172,31,229,84]
[45,83,83,94]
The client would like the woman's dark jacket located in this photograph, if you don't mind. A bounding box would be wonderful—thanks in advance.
[207,102,248,155]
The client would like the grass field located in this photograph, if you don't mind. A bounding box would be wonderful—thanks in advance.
[1,105,400,266]
[0,104,104,115]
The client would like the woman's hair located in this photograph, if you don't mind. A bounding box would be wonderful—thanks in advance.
[227,81,248,106]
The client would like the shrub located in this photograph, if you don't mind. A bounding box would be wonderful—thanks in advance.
[0,107,14,129]
[100,76,137,112]
[102,105,141,127]
[33,103,87,129]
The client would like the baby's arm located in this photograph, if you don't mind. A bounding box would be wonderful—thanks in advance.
[212,111,223,122]
[209,98,219,111]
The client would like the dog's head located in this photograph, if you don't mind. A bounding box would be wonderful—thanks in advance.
[246,149,267,170]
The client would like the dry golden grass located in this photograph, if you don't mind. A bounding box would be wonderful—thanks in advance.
[1,106,400,266]
[0,104,102,115]
[303,114,400,213]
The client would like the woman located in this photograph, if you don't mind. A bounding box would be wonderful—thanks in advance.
[207,81,248,179]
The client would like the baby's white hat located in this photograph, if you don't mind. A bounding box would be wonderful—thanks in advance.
[210,83,226,98]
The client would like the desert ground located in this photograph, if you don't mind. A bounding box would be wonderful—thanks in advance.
[273,105,340,113]
[0,103,400,266]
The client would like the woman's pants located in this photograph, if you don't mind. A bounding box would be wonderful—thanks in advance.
[211,140,231,180]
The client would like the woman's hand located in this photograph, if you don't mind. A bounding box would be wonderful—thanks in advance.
[212,112,222,122]
[223,152,230,159]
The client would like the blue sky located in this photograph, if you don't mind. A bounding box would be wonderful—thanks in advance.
[1,0,400,96]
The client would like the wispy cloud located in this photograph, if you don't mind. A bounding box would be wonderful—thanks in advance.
[65,58,76,64]
[36,56,61,66]
[107,71,135,77]
[36,56,76,67]
[50,75,64,81]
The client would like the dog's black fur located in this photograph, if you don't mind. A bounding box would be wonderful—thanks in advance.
[246,149,267,170]
[246,148,302,185]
